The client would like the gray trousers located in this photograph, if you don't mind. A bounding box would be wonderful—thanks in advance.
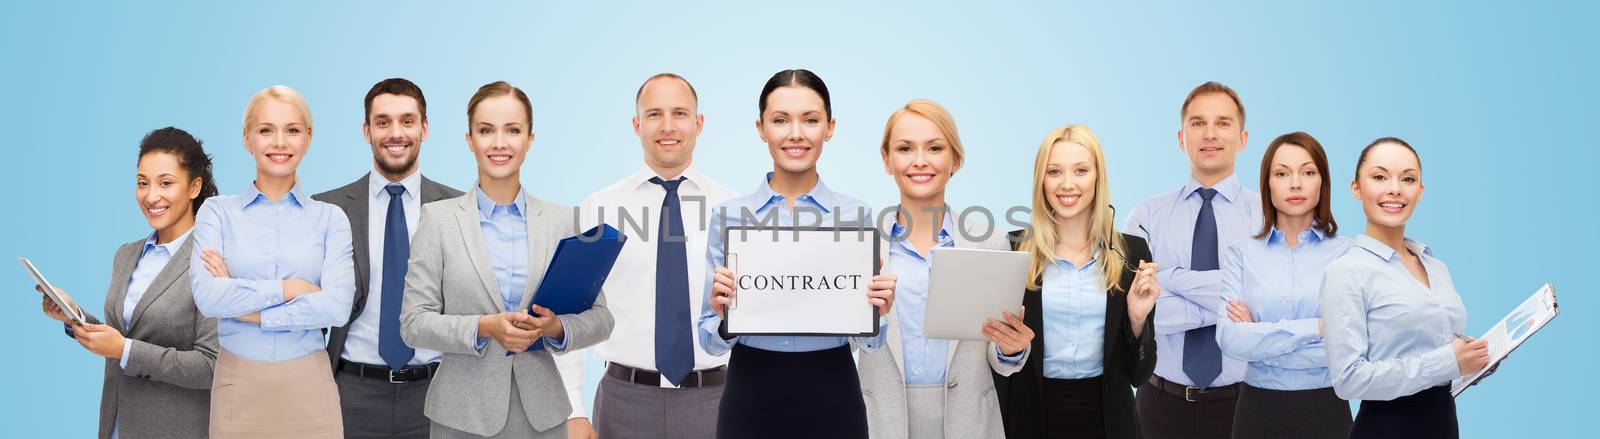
[431,379,567,439]
[334,368,432,439]
[593,372,723,439]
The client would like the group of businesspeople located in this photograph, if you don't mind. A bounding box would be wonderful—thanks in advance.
[32,69,1494,439]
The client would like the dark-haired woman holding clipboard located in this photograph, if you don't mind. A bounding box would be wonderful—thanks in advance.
[695,69,898,439]
[1321,138,1484,438]
[397,81,614,439]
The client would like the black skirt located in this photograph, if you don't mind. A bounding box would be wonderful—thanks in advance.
[1231,384,1351,439]
[715,343,866,439]
[1041,375,1106,439]
[1349,386,1457,439]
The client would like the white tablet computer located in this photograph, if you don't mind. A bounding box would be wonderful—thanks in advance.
[20,257,87,325]
[923,247,1030,341]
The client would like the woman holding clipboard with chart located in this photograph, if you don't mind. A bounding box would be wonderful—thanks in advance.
[696,69,898,439]
[1320,138,1486,438]
[991,124,1161,439]
[397,81,613,438]
[855,99,1035,439]
[34,127,219,439]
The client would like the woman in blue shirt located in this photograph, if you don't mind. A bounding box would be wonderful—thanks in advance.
[992,124,1161,438]
[398,81,613,439]
[189,85,357,438]
[697,69,898,439]
[857,99,1034,439]
[1215,132,1352,438]
[39,127,220,438]
[1320,138,1488,438]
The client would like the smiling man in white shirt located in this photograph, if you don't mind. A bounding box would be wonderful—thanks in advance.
[556,73,737,439]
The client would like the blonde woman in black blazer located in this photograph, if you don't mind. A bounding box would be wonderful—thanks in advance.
[992,124,1159,438]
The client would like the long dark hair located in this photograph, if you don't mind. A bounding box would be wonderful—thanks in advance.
[1255,131,1337,239]
[758,69,832,119]
[138,127,217,215]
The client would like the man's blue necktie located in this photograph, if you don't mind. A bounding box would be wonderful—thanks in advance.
[650,177,694,386]
[379,184,415,370]
[1183,187,1222,388]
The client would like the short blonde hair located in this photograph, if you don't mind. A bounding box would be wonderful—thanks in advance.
[1019,124,1126,293]
[879,99,965,167]
[242,85,313,134]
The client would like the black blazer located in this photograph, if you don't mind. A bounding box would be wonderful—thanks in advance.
[993,231,1158,439]
[313,173,463,371]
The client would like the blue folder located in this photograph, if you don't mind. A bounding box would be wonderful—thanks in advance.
[512,223,627,353]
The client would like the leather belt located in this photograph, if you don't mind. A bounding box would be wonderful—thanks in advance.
[338,359,439,384]
[606,363,725,388]
[1147,375,1239,402]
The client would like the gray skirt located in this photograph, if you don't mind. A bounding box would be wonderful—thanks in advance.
[905,383,946,439]
[430,379,567,439]
[1231,384,1351,439]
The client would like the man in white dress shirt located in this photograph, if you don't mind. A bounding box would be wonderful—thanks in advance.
[556,73,737,439]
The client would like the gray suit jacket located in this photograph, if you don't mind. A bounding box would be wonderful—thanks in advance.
[79,236,219,439]
[312,173,462,371]
[399,189,614,436]
[858,218,1027,439]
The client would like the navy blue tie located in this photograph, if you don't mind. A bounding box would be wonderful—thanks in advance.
[379,184,415,370]
[1183,187,1222,388]
[650,177,694,386]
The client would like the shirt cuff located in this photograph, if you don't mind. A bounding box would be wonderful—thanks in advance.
[1284,318,1322,343]
[258,303,292,330]
[119,339,133,369]
[699,314,736,355]
[545,316,571,352]
[472,326,490,353]
[997,345,1026,366]
[1423,342,1461,385]
[257,279,288,309]
[854,320,890,352]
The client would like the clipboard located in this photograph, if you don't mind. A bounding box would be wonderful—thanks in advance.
[19,257,87,326]
[723,225,881,337]
[513,224,627,354]
[1451,283,1560,397]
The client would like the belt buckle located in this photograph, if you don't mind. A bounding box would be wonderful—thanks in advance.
[389,369,404,384]
[1184,386,1201,402]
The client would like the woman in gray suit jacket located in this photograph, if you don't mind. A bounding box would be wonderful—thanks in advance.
[40,127,220,439]
[399,81,614,439]
[858,100,1035,439]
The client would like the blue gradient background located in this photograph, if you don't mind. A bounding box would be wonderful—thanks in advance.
[4,1,1593,437]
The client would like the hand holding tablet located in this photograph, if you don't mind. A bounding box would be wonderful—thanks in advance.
[20,257,87,326]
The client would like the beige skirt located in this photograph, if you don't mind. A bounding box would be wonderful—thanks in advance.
[210,349,342,438]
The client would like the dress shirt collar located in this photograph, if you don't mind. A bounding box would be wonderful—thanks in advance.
[474,185,527,219]
[1266,225,1329,247]
[1352,234,1433,262]
[627,164,707,193]
[888,205,954,242]
[243,182,308,208]
[752,171,836,214]
[1053,251,1102,271]
[367,170,423,201]
[1180,173,1244,204]
[141,229,193,257]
